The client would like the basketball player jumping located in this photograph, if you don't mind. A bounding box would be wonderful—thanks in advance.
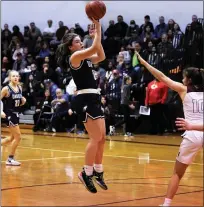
[136,53,203,206]
[1,70,26,166]
[56,19,107,193]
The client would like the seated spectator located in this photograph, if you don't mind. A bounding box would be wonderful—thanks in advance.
[44,79,58,99]
[140,25,155,43]
[12,43,23,60]
[49,88,69,132]
[145,78,168,135]
[43,20,55,42]
[33,89,52,132]
[119,46,131,63]
[132,42,148,68]
[154,16,168,39]
[116,53,126,74]
[83,26,94,48]
[12,52,27,71]
[26,54,35,67]
[37,42,50,59]
[127,31,141,50]
[42,63,55,82]
[139,15,154,35]
[26,73,44,107]
[157,33,173,57]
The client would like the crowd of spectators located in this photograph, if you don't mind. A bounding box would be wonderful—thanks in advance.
[1,14,203,136]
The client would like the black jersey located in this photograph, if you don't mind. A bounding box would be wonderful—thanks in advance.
[68,58,97,90]
[4,84,23,113]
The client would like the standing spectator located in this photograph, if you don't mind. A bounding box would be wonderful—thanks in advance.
[104,20,116,39]
[172,23,184,49]
[154,16,168,39]
[113,75,135,137]
[30,22,42,40]
[2,24,12,52]
[114,15,128,38]
[167,19,175,31]
[75,23,85,38]
[139,15,154,35]
[145,78,168,135]
[126,20,140,38]
[11,25,24,43]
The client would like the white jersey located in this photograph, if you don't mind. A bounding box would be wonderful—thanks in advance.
[182,88,203,140]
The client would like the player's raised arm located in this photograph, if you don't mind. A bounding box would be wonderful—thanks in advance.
[136,52,186,95]
[70,19,102,66]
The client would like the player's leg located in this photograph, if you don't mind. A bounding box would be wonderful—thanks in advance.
[161,137,202,206]
[1,135,14,145]
[78,117,103,193]
[6,125,21,166]
[93,118,108,190]
[161,160,188,206]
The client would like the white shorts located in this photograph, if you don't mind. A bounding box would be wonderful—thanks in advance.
[176,131,203,165]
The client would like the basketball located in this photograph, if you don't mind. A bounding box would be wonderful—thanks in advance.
[85,1,106,20]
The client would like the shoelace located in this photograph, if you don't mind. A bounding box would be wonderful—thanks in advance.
[86,176,94,186]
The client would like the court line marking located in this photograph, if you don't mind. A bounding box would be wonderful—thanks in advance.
[93,190,204,206]
[1,155,84,162]
[9,146,203,166]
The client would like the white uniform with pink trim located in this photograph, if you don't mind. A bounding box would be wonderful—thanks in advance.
[177,88,203,165]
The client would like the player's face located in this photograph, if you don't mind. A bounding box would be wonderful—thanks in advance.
[70,36,84,52]
[182,74,191,86]
[10,72,20,84]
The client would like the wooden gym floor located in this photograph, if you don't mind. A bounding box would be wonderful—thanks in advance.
[1,127,203,206]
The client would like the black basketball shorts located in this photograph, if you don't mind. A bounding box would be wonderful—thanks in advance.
[75,93,104,123]
[5,112,20,127]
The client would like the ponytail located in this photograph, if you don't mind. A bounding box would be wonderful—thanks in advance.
[55,32,79,71]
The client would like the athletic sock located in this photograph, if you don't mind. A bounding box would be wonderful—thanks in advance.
[163,198,172,206]
[94,164,103,173]
[8,155,14,160]
[84,165,93,176]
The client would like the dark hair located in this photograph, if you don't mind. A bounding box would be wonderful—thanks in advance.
[144,15,150,20]
[56,33,78,71]
[183,67,204,92]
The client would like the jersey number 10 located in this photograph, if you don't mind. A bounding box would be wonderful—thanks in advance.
[192,99,203,113]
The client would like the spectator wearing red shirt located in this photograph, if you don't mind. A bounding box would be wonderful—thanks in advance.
[145,79,168,135]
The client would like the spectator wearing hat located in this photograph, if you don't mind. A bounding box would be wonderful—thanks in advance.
[126,20,140,38]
